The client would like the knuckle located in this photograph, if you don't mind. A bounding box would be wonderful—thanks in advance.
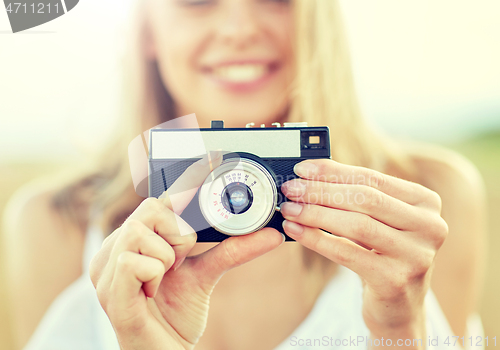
[116,251,136,272]
[101,235,113,249]
[120,221,143,245]
[315,160,330,180]
[163,247,176,268]
[365,188,384,210]
[388,275,407,295]
[383,265,409,292]
[221,239,242,267]
[369,171,386,191]
[166,256,176,271]
[408,250,434,278]
[433,216,449,247]
[353,215,377,241]
[404,249,436,282]
[332,240,355,265]
[153,258,167,276]
[421,213,449,247]
[143,197,166,214]
[186,232,198,245]
[315,159,328,172]
[412,257,428,277]
[122,219,143,233]
[427,190,443,211]
[309,206,323,226]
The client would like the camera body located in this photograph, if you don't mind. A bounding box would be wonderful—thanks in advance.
[148,121,330,242]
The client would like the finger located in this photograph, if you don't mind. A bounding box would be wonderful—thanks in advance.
[100,151,218,268]
[104,220,176,286]
[280,202,403,255]
[124,199,198,261]
[90,226,121,285]
[281,221,384,284]
[98,199,196,282]
[282,179,420,231]
[188,228,284,291]
[111,251,166,304]
[160,150,223,215]
[293,159,441,210]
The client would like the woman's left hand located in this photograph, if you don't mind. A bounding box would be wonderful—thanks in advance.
[280,159,449,338]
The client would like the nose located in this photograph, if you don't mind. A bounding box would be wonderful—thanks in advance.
[217,1,261,48]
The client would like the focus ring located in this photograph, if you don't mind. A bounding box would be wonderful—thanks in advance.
[198,157,277,236]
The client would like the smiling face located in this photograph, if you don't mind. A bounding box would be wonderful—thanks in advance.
[145,0,294,128]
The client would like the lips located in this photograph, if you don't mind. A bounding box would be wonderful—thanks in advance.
[211,64,269,83]
[202,61,280,92]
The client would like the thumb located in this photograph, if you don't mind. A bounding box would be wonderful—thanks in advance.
[159,150,223,215]
[189,228,285,289]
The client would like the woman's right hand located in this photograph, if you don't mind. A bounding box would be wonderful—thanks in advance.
[89,153,284,350]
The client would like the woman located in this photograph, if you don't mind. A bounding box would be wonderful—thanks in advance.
[3,0,487,349]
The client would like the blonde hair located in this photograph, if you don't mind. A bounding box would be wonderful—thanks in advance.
[53,0,412,270]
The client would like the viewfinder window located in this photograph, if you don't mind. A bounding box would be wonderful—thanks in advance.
[309,136,320,144]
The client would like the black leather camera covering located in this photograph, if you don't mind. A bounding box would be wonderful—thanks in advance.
[149,156,313,242]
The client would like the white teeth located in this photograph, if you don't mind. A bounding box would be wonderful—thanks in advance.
[212,64,268,83]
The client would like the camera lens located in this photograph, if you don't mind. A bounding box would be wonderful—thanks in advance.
[221,182,253,214]
[199,157,278,236]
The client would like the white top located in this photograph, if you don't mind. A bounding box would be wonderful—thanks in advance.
[24,218,484,350]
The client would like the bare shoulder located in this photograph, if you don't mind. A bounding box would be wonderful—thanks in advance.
[2,180,86,348]
[3,179,86,261]
[402,141,486,200]
[400,141,487,337]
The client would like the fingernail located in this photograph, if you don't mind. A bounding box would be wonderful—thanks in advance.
[282,220,304,236]
[294,162,317,178]
[173,257,185,271]
[281,233,286,243]
[282,181,306,197]
[200,150,222,167]
[211,150,222,160]
[280,202,303,217]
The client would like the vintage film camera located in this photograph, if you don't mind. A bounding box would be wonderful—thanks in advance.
[148,121,330,242]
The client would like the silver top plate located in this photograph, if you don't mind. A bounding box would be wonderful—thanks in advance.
[150,130,301,159]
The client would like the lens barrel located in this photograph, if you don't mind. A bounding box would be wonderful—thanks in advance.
[198,156,277,236]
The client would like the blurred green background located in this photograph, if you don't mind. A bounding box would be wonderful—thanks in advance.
[1,131,499,349]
